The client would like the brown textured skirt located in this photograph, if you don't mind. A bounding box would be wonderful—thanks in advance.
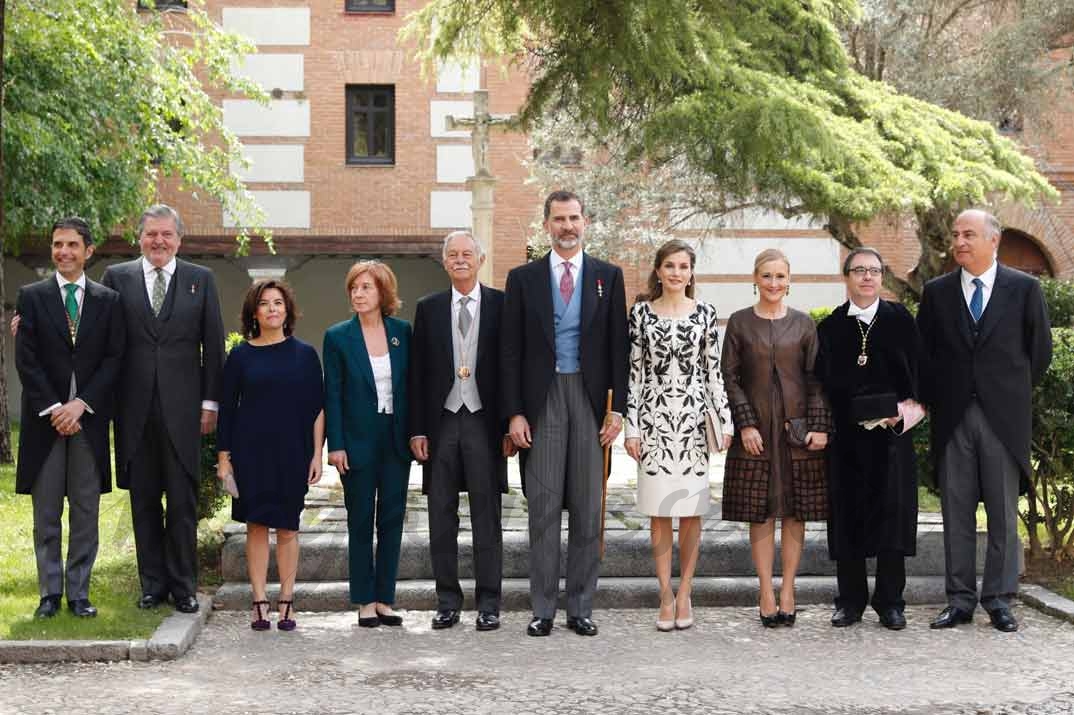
[722,454,828,523]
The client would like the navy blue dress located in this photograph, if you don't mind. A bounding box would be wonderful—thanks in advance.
[217,337,324,530]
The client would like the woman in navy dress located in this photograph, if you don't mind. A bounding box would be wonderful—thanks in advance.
[217,279,325,631]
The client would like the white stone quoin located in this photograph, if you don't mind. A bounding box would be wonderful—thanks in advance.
[230,54,305,92]
[436,145,476,184]
[222,7,311,46]
[224,100,311,137]
[430,191,473,228]
[231,145,305,183]
[436,58,481,94]
[224,191,311,229]
[692,237,841,275]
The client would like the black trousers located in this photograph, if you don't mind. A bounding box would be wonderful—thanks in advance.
[129,392,198,600]
[835,551,906,614]
[428,407,503,613]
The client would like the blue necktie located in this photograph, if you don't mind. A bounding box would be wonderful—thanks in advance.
[970,277,984,322]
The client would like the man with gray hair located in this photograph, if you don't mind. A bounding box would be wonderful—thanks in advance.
[102,204,225,614]
[408,231,511,631]
[917,208,1051,632]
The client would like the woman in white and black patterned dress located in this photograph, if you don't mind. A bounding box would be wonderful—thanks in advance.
[625,239,733,631]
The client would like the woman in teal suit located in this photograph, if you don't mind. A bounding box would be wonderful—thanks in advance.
[324,260,412,628]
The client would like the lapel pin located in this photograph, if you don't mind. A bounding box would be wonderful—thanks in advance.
[596,279,604,298]
[190,283,197,294]
[390,336,400,347]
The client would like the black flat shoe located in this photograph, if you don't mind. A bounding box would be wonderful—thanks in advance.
[759,611,781,628]
[778,610,796,627]
[877,608,906,631]
[67,599,97,618]
[475,612,501,631]
[431,609,460,629]
[34,595,61,619]
[565,616,598,636]
[138,593,167,610]
[831,608,862,628]
[526,616,553,636]
[930,605,974,629]
[987,607,1018,632]
[358,613,381,628]
[174,595,200,614]
[377,610,403,627]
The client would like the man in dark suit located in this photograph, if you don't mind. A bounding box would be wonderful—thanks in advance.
[502,190,629,637]
[102,204,225,614]
[15,217,125,619]
[917,208,1052,633]
[409,231,513,632]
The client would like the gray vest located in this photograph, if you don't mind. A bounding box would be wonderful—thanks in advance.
[444,295,483,413]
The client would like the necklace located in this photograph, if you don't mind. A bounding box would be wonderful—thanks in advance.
[855,315,876,366]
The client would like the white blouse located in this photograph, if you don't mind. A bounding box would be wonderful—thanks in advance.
[369,353,393,414]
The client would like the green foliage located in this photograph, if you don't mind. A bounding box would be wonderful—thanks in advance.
[1041,278,1074,328]
[197,332,244,520]
[2,0,268,250]
[1027,327,1074,560]
[809,306,833,323]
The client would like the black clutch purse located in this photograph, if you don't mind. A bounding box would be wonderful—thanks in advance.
[850,392,899,422]
[784,417,809,448]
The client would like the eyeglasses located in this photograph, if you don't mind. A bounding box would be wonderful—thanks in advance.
[848,267,883,277]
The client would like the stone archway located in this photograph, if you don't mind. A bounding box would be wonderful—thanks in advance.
[995,202,1074,278]
[999,228,1054,277]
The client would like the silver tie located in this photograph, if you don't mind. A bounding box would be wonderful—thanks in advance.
[458,296,472,337]
[151,267,166,316]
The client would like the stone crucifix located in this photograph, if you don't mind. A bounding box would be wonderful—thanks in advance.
[445,89,520,285]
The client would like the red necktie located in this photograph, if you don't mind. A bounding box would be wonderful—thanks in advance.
[560,261,575,304]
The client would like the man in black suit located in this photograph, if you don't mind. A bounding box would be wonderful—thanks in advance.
[409,231,513,632]
[102,204,225,614]
[917,208,1052,632]
[502,190,629,637]
[15,217,125,619]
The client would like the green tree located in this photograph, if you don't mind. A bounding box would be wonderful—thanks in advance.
[406,0,1057,299]
[0,0,268,461]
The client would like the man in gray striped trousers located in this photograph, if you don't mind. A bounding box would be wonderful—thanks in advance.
[501,190,629,636]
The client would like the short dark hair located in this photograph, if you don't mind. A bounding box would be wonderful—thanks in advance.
[842,247,885,276]
[240,279,299,339]
[51,217,94,248]
[543,190,585,220]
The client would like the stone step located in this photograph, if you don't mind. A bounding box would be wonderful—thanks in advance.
[212,576,950,612]
[220,523,985,582]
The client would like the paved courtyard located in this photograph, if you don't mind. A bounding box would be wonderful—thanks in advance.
[3,605,1074,714]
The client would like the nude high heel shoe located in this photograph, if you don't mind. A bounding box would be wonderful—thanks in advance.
[674,598,694,630]
[657,598,676,632]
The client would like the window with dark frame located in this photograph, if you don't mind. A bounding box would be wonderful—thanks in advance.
[345,0,394,12]
[346,85,395,165]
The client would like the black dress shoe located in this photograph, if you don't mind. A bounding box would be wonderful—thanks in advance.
[431,609,460,629]
[759,611,781,628]
[830,608,862,628]
[476,612,501,631]
[358,615,381,628]
[34,595,61,619]
[377,611,403,627]
[526,616,553,636]
[174,595,200,614]
[778,610,797,627]
[930,605,974,629]
[138,593,167,609]
[565,616,598,636]
[987,607,1019,632]
[67,599,98,618]
[877,608,907,630]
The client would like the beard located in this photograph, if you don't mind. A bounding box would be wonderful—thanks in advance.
[553,234,580,250]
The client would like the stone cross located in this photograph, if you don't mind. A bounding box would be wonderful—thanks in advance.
[444,89,520,285]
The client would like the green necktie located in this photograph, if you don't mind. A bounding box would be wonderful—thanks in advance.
[64,283,79,338]
[151,267,166,315]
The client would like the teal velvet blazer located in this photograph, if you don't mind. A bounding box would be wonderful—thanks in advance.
[323,315,412,469]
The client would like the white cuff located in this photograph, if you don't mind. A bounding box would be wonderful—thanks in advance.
[38,402,62,417]
[76,398,94,415]
[201,400,219,412]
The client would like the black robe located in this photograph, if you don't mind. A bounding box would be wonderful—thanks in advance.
[816,300,919,559]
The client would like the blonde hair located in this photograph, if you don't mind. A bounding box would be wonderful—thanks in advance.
[753,248,790,276]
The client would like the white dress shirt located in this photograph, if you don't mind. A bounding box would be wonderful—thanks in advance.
[960,259,998,316]
[370,353,393,414]
[452,283,481,327]
[141,255,219,413]
[40,272,92,416]
[549,250,583,292]
[847,298,879,324]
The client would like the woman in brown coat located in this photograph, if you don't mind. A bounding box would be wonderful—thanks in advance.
[721,249,832,627]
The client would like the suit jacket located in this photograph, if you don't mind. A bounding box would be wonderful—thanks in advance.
[408,285,508,495]
[101,258,225,487]
[323,315,412,469]
[917,263,1052,479]
[500,252,629,489]
[15,277,125,494]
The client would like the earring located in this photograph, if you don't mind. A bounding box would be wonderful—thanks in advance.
[786,285,791,296]
[753,284,758,295]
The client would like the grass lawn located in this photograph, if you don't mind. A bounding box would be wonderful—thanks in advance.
[0,425,167,640]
